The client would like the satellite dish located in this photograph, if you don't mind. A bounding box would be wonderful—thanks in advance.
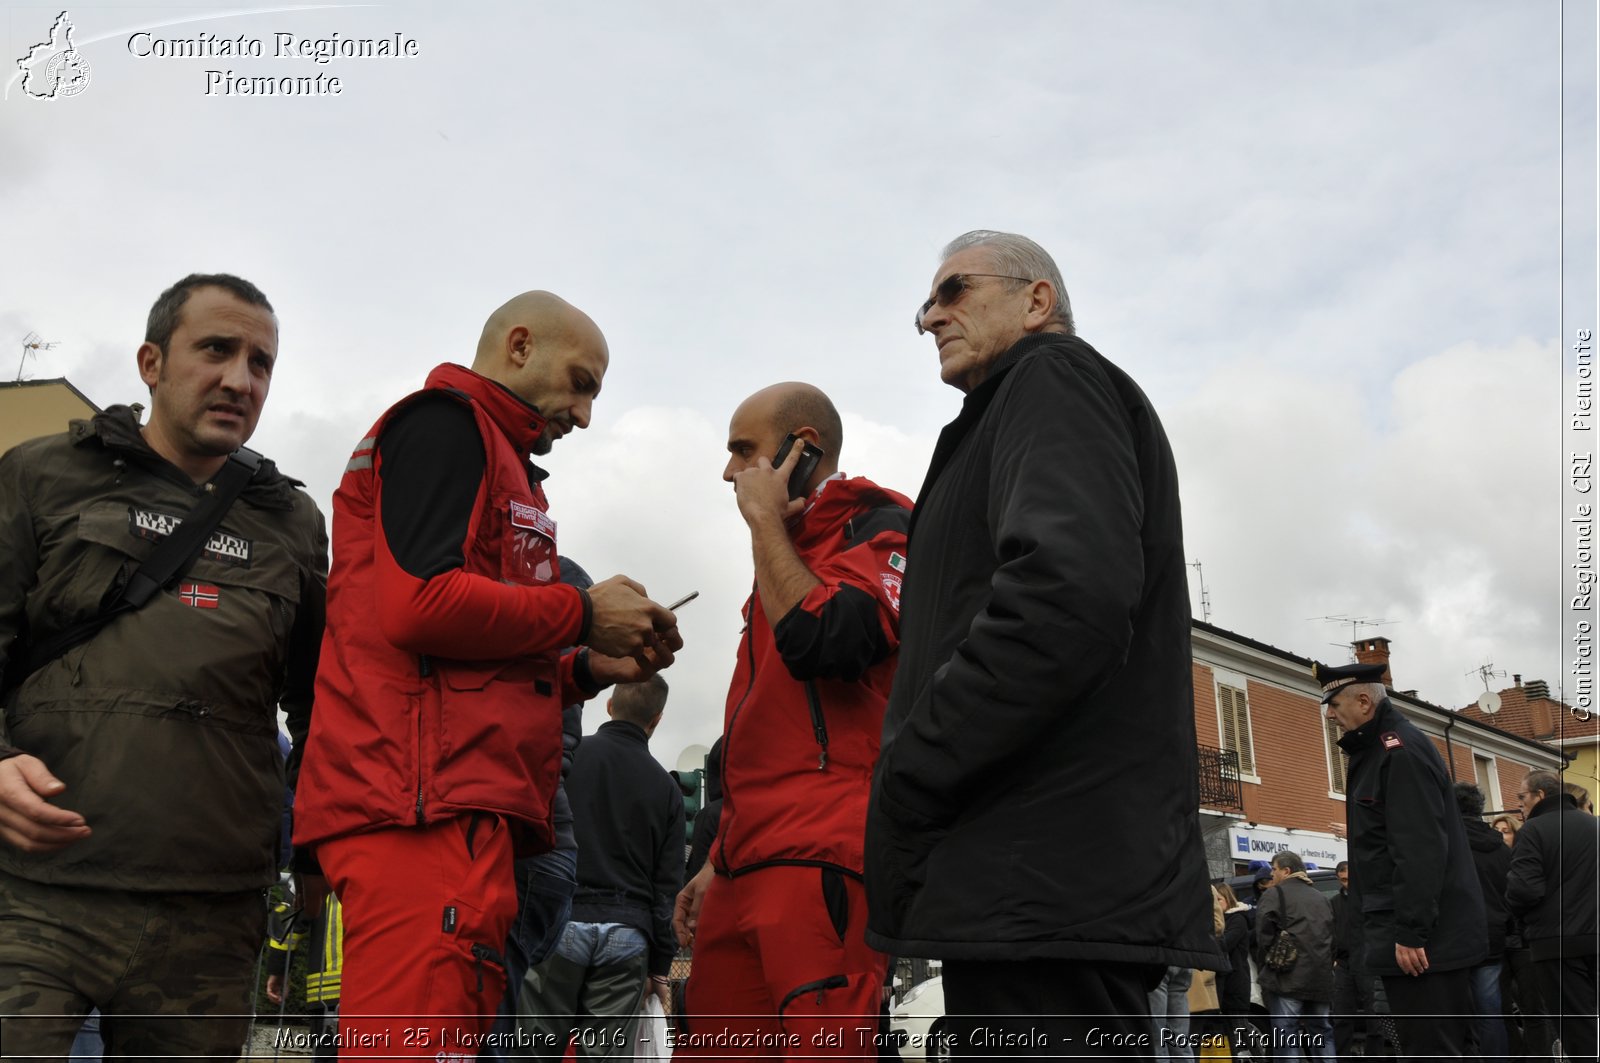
[1477,691,1502,715]
[676,743,711,773]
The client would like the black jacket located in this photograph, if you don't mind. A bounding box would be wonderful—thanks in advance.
[865,333,1217,967]
[1505,793,1600,962]
[1219,907,1253,1011]
[1254,875,1335,1003]
[566,720,685,976]
[1462,815,1514,959]
[1330,888,1360,969]
[1339,700,1486,976]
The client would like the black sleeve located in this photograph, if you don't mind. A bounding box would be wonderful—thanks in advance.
[773,584,891,681]
[686,799,722,878]
[377,396,486,579]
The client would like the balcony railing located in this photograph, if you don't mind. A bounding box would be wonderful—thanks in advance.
[1197,744,1244,813]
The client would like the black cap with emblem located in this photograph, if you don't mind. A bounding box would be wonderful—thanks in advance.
[1312,660,1388,704]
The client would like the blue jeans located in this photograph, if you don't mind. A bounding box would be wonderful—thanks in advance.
[1467,960,1507,1063]
[520,923,649,1060]
[1147,966,1194,1063]
[1266,993,1335,1061]
[69,1009,103,1061]
[479,845,578,1062]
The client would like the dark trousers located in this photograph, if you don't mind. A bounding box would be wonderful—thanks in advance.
[1502,947,1555,1060]
[942,957,1164,1059]
[1381,968,1472,1059]
[1533,954,1597,1063]
[1332,963,1380,1059]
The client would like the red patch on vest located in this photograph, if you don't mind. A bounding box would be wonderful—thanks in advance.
[509,500,557,542]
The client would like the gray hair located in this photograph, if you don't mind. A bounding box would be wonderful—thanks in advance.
[941,230,1074,334]
[1271,850,1306,875]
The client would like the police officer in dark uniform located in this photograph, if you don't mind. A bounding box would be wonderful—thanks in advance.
[1317,660,1487,1060]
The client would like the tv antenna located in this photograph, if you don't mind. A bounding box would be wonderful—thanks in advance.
[1467,663,1506,715]
[1308,614,1398,655]
[17,332,60,381]
[1188,559,1212,623]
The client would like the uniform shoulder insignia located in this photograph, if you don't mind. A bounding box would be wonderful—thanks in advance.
[1380,731,1404,750]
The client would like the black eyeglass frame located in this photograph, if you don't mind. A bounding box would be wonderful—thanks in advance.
[915,273,1035,335]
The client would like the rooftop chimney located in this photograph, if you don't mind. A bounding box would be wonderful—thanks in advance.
[1352,637,1393,688]
[1520,679,1554,738]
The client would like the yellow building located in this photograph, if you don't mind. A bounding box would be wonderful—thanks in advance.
[0,378,98,454]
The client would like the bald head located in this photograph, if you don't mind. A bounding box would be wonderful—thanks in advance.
[472,291,609,453]
[474,291,606,374]
[723,381,842,492]
[740,382,843,457]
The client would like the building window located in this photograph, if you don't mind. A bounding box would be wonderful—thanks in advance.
[1474,753,1501,812]
[1325,717,1348,795]
[1216,681,1256,777]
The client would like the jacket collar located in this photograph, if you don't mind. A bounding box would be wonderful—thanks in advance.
[1528,792,1579,820]
[70,405,296,506]
[426,363,549,463]
[912,332,1079,531]
[1337,697,1398,754]
[790,475,904,550]
[597,719,650,745]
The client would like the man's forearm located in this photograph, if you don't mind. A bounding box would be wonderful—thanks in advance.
[750,515,820,628]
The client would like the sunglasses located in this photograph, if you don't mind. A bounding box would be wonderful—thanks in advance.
[915,273,1033,335]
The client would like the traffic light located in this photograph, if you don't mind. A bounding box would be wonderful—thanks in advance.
[672,767,704,848]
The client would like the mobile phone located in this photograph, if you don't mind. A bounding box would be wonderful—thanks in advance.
[667,592,699,610]
[772,433,825,501]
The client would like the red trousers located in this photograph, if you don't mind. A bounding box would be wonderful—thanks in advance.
[679,866,889,1059]
[319,813,517,1061]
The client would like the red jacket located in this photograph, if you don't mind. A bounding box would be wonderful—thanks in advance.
[294,364,593,856]
[715,475,911,878]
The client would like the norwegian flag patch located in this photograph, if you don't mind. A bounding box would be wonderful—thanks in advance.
[178,582,220,609]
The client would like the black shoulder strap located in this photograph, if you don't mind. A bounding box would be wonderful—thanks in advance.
[4,447,263,692]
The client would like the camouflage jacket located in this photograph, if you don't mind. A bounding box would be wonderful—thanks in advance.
[0,406,326,891]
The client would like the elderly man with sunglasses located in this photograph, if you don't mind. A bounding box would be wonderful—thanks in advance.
[865,230,1218,1057]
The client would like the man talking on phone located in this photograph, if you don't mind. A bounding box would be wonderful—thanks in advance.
[673,382,911,1058]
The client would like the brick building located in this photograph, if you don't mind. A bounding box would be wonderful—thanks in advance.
[1456,675,1600,808]
[1190,623,1566,877]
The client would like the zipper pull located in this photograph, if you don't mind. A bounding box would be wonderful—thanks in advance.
[818,750,828,770]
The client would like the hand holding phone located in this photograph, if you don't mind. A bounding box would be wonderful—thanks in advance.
[772,433,825,501]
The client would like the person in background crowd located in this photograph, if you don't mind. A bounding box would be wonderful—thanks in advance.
[1562,781,1595,815]
[519,677,683,1060]
[1216,883,1254,1061]
[1254,851,1335,1061]
[1506,770,1599,1063]
[1490,815,1519,848]
[684,737,723,881]
[1455,783,1512,1063]
[1331,859,1382,1061]
[483,556,595,1062]
[1318,659,1486,1060]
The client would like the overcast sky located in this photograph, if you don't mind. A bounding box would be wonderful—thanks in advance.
[3,1,1589,773]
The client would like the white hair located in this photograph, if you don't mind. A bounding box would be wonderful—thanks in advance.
[941,229,1074,334]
